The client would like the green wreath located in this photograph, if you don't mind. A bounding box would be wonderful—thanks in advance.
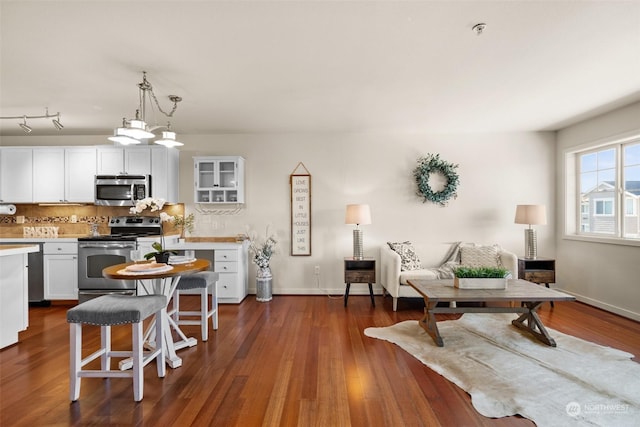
[413,154,460,206]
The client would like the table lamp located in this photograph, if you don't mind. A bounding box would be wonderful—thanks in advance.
[514,204,547,259]
[345,204,371,260]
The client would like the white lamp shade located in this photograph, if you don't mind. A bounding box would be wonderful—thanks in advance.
[108,128,141,145]
[154,131,184,147]
[514,204,547,226]
[120,119,155,139]
[345,204,372,225]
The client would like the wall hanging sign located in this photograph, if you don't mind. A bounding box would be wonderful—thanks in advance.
[290,162,312,256]
[413,153,460,206]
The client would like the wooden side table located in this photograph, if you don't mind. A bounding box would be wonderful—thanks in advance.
[344,258,376,307]
[518,257,556,307]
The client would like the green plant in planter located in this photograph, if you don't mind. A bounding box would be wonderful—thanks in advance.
[144,242,178,262]
[454,266,509,278]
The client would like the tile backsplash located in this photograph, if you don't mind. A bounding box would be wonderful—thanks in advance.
[0,204,184,237]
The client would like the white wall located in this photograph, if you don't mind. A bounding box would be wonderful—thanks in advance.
[179,131,555,295]
[1,131,556,297]
[556,101,640,321]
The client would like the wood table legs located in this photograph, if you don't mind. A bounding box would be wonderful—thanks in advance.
[344,282,375,307]
[511,301,557,346]
[418,299,557,347]
[418,301,444,347]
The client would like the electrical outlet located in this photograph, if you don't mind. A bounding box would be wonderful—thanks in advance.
[314,265,320,275]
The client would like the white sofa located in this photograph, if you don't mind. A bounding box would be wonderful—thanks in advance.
[380,242,518,311]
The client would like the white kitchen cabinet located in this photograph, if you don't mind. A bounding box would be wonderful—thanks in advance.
[194,156,245,204]
[0,245,38,349]
[65,147,97,202]
[125,147,152,175]
[0,148,33,203]
[33,147,96,203]
[33,148,65,202]
[151,147,179,203]
[43,242,78,300]
[96,147,124,174]
[165,241,249,303]
[97,146,151,175]
[214,248,247,302]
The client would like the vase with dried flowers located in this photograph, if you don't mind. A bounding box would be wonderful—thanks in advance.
[248,227,277,302]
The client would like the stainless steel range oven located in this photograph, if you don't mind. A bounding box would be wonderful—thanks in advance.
[77,216,163,303]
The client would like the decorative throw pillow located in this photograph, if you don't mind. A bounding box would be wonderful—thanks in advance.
[387,241,422,271]
[459,243,501,268]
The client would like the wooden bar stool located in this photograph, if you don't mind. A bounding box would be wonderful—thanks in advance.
[171,271,219,341]
[67,294,167,402]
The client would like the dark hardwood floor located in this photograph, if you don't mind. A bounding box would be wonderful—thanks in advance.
[1,293,638,427]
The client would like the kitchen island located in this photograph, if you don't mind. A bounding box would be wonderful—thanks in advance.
[0,244,40,349]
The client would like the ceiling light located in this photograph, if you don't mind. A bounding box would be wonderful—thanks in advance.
[108,119,142,145]
[19,116,32,133]
[109,71,183,146]
[119,117,155,139]
[108,132,141,145]
[154,130,184,147]
[0,108,63,132]
[52,113,63,130]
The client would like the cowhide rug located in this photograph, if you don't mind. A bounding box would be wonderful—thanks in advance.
[364,314,640,427]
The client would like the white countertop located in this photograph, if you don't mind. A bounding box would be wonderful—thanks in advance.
[0,237,80,243]
[0,244,40,257]
[165,241,246,250]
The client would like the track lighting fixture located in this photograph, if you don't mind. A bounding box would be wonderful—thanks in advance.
[1,108,63,132]
[52,113,64,130]
[109,71,183,147]
[19,116,32,133]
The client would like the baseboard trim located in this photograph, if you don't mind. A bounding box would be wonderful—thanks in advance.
[557,288,640,322]
[248,287,384,296]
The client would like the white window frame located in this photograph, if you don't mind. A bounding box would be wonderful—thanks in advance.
[564,130,640,246]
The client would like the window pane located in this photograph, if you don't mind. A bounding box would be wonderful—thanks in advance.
[623,144,640,238]
[597,168,615,188]
[626,198,635,215]
[624,144,640,167]
[580,171,597,193]
[598,149,615,169]
[581,152,597,172]
[579,148,618,236]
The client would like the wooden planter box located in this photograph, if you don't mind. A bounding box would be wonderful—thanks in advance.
[454,277,507,289]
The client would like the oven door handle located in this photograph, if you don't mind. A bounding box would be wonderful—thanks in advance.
[79,244,135,250]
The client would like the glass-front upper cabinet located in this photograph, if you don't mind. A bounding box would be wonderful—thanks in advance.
[194,156,245,204]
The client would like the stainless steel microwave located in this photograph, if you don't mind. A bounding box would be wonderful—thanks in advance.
[94,175,151,206]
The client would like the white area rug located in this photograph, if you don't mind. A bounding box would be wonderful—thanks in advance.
[364,314,640,427]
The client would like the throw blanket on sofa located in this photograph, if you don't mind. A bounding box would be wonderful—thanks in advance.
[431,241,462,279]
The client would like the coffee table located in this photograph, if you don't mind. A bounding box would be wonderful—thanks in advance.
[407,279,576,347]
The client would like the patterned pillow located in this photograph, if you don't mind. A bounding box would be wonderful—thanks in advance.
[459,243,501,268]
[387,241,422,271]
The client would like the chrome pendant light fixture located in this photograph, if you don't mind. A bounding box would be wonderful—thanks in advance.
[154,122,184,147]
[109,71,183,146]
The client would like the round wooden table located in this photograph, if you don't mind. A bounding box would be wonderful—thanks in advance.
[103,259,211,369]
